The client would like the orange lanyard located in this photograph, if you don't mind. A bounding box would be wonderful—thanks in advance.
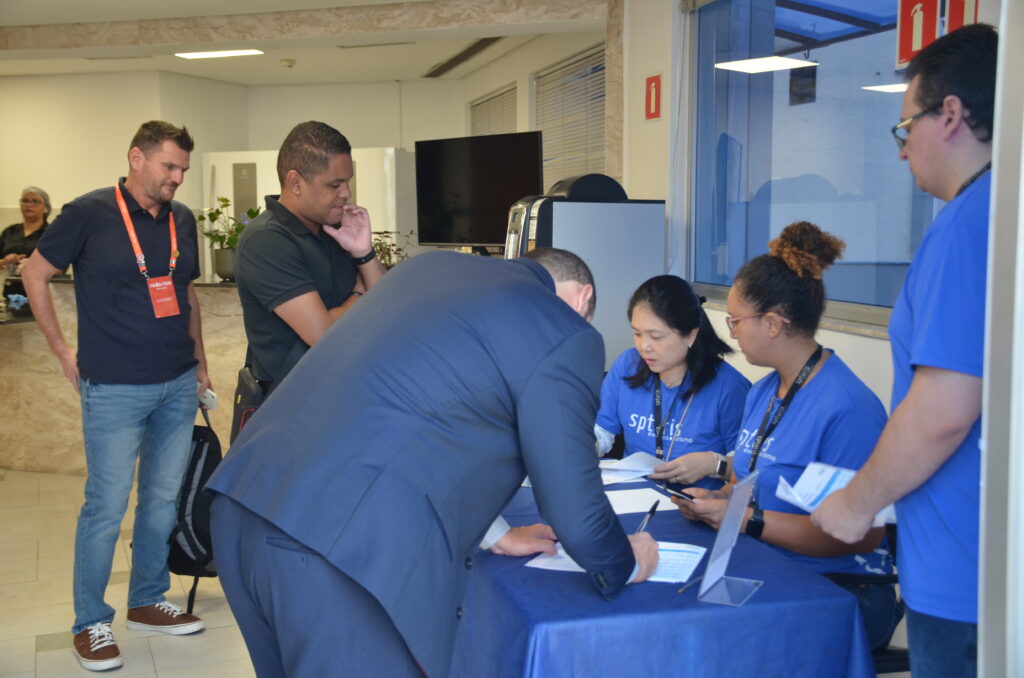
[114,183,177,280]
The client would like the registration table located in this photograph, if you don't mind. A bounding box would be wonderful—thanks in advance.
[450,484,874,678]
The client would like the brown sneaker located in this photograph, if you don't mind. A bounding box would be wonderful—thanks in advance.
[73,622,123,671]
[126,601,205,635]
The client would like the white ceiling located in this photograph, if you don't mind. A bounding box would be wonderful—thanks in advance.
[0,1,594,86]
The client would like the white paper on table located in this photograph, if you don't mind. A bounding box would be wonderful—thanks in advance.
[605,488,676,515]
[775,461,896,526]
[526,541,706,584]
[597,453,661,484]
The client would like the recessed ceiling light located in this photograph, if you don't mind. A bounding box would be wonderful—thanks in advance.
[714,56,817,74]
[174,49,264,60]
[862,84,908,93]
[337,42,414,50]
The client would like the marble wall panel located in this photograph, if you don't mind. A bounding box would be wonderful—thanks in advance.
[0,283,247,475]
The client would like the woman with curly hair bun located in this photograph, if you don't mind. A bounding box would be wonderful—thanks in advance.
[676,221,903,651]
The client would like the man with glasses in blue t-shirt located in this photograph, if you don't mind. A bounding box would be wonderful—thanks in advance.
[813,24,997,678]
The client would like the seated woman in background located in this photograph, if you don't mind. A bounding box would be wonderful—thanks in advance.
[1,186,51,269]
[594,275,749,490]
[676,221,902,651]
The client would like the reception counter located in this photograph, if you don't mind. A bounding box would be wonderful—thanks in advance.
[0,280,247,474]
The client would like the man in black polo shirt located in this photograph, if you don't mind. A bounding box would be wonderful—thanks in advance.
[22,121,210,672]
[235,120,386,390]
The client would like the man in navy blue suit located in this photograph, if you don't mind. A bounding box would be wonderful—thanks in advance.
[207,247,658,677]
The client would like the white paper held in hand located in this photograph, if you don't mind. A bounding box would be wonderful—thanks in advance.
[774,461,895,525]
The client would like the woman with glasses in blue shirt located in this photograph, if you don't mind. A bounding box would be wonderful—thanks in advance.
[676,221,902,651]
[594,275,749,490]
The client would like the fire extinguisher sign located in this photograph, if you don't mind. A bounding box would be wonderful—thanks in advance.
[896,0,941,69]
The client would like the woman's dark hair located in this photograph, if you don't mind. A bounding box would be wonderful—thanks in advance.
[734,221,844,337]
[626,275,732,396]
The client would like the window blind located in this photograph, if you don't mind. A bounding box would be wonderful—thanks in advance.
[535,44,605,192]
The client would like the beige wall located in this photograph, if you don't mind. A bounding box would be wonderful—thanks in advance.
[157,71,250,209]
[245,79,465,153]
[0,72,159,214]
[0,70,249,214]
[0,285,246,474]
[622,0,674,201]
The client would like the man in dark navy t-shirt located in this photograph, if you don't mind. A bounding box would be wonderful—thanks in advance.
[23,121,210,672]
[235,121,387,389]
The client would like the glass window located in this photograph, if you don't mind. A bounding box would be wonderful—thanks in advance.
[692,0,935,308]
[471,86,517,136]
[535,44,606,192]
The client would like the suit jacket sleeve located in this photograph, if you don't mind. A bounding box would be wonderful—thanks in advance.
[517,327,636,600]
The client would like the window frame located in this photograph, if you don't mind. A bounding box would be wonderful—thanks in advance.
[684,5,898,333]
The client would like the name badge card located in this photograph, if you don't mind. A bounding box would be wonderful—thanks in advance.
[147,276,180,318]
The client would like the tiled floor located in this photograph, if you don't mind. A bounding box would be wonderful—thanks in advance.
[0,468,256,677]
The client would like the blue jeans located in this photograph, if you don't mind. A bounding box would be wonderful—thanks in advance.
[906,605,977,678]
[72,368,197,634]
[837,581,904,652]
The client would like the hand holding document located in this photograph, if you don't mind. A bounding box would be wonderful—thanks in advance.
[775,462,896,526]
[526,542,707,584]
[599,452,662,485]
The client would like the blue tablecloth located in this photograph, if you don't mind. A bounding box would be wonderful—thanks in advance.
[450,484,874,678]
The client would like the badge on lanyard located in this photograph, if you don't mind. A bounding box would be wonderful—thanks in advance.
[147,276,180,318]
[114,184,181,319]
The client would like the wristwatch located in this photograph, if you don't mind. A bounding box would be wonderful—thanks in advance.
[711,453,729,479]
[351,247,377,266]
[745,507,765,539]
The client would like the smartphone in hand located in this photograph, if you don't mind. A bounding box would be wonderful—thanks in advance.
[664,486,696,502]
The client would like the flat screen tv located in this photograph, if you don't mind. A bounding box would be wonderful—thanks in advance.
[415,132,543,247]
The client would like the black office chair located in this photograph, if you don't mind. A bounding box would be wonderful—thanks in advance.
[824,524,909,674]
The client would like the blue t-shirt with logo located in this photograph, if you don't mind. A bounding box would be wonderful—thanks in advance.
[734,353,892,575]
[596,348,750,489]
[888,172,989,623]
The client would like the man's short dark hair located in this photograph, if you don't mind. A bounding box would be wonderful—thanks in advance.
[129,121,194,155]
[523,247,597,319]
[906,23,998,142]
[277,121,353,184]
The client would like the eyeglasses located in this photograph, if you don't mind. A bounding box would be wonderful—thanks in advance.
[725,312,764,331]
[724,312,792,331]
[891,104,940,150]
[20,198,43,205]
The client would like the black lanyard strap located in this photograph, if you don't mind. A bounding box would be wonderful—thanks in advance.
[653,376,683,460]
[747,344,823,473]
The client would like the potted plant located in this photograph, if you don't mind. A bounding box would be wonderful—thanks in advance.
[372,230,414,269]
[197,196,262,281]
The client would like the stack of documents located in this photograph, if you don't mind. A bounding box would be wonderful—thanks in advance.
[527,542,707,584]
[775,462,896,525]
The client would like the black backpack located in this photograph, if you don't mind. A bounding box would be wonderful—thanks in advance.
[168,408,222,614]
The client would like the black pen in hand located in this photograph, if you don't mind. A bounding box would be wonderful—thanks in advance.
[634,500,660,534]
